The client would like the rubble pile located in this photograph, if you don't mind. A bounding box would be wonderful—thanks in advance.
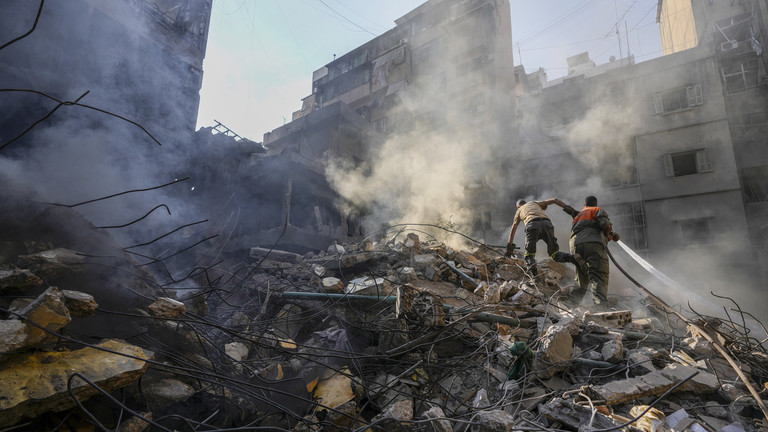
[1,221,767,431]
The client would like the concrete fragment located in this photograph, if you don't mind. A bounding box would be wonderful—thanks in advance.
[321,277,344,293]
[0,269,43,291]
[472,388,490,408]
[327,243,345,254]
[148,297,186,318]
[397,266,417,283]
[372,399,413,429]
[345,276,390,295]
[61,289,98,317]
[627,349,657,375]
[472,409,516,432]
[422,264,436,281]
[0,319,28,354]
[311,264,326,277]
[534,324,574,379]
[314,367,355,410]
[403,233,421,252]
[0,339,149,427]
[601,338,624,363]
[273,304,303,340]
[585,310,632,328]
[225,341,249,361]
[324,400,359,431]
[422,406,452,432]
[482,283,501,303]
[17,248,85,281]
[705,401,728,419]
[143,378,195,408]
[584,364,719,405]
[20,286,71,346]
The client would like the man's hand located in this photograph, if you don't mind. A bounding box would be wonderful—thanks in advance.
[505,243,517,257]
[608,231,620,242]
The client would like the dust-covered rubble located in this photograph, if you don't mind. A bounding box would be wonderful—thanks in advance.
[0,230,766,431]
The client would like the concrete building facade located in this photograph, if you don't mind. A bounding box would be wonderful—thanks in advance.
[257,0,516,250]
[515,0,767,299]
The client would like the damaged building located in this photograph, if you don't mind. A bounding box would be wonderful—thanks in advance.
[513,0,768,297]
[0,0,212,147]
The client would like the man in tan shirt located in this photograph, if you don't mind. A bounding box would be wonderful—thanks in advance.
[507,198,581,277]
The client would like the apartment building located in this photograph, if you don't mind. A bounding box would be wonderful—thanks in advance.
[257,0,515,250]
[515,0,767,296]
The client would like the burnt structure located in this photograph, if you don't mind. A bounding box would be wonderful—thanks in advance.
[255,0,516,250]
[0,0,211,147]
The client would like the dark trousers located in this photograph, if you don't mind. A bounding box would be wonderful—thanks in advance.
[570,242,609,305]
[524,218,575,275]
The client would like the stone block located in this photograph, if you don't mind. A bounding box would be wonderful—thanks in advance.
[321,277,344,293]
[148,297,186,319]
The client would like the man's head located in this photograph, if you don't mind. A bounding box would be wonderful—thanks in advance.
[516,199,526,208]
[585,196,598,207]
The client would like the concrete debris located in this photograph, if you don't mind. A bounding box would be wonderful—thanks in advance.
[60,289,98,317]
[1,230,766,431]
[0,339,149,427]
[148,297,186,318]
[422,406,453,432]
[0,268,43,291]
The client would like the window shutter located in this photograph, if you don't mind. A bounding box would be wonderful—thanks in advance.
[652,93,664,114]
[696,149,713,172]
[663,154,675,176]
[687,84,703,106]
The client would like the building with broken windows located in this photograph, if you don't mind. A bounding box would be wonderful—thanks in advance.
[254,0,516,250]
[514,0,767,293]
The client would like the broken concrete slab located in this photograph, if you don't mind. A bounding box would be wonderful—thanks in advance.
[585,310,632,328]
[0,319,28,354]
[321,277,344,293]
[19,286,71,346]
[472,409,516,432]
[0,339,150,428]
[17,248,85,281]
[61,289,98,318]
[371,398,413,429]
[583,363,719,405]
[142,378,195,409]
[148,297,186,319]
[0,269,43,292]
[422,406,452,432]
[534,324,574,379]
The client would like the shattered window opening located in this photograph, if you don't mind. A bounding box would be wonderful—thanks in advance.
[663,149,713,177]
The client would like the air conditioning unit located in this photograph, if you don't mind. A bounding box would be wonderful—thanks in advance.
[721,40,739,51]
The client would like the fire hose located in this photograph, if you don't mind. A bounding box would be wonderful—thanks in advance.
[607,240,768,422]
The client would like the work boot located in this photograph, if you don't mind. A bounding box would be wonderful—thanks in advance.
[570,253,587,273]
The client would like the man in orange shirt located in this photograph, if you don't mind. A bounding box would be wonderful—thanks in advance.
[506,198,581,278]
[561,196,620,307]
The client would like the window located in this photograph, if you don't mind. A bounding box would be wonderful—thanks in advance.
[680,218,713,245]
[604,201,647,251]
[663,149,713,176]
[722,58,758,94]
[651,84,703,114]
[739,165,768,202]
